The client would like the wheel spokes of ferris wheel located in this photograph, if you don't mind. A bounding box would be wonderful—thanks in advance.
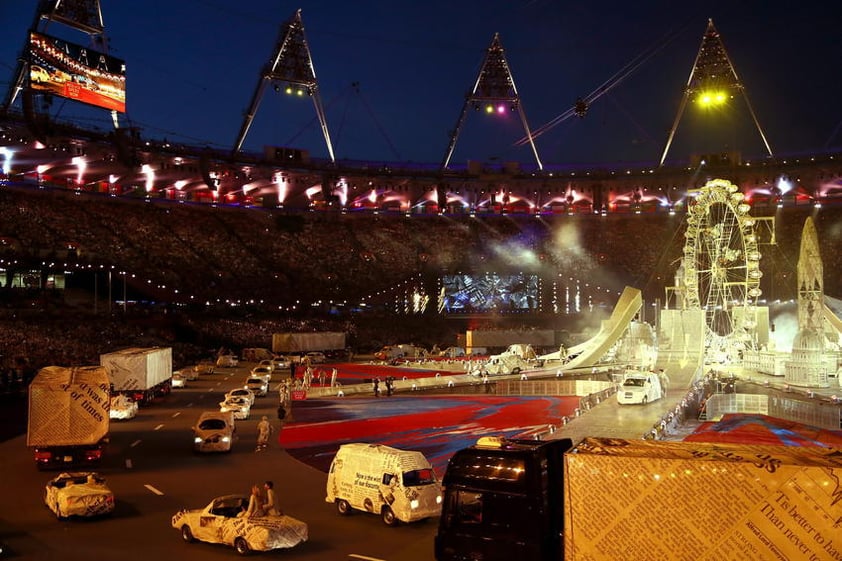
[513,21,690,147]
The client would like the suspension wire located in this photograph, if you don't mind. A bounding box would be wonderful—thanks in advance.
[353,83,402,161]
[514,20,693,147]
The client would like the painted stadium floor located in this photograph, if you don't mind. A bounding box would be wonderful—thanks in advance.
[281,363,842,477]
[280,394,581,476]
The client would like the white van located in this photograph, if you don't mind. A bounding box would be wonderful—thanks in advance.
[326,443,442,526]
[617,369,664,405]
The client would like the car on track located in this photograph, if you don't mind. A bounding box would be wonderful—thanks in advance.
[272,355,291,370]
[305,351,326,364]
[245,377,269,397]
[225,388,255,407]
[250,365,273,382]
[216,354,239,368]
[44,472,115,519]
[193,411,236,453]
[617,370,664,405]
[179,366,199,381]
[171,371,188,388]
[195,360,215,375]
[220,395,251,420]
[172,494,308,555]
[257,359,276,371]
[109,394,138,420]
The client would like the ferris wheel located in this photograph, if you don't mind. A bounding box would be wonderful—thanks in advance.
[682,179,763,355]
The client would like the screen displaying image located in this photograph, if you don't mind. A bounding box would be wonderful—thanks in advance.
[440,273,539,313]
[28,31,126,113]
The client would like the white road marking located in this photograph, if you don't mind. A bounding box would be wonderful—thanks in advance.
[144,484,164,496]
[172,411,181,418]
[349,555,386,561]
[125,458,133,469]
[154,424,164,431]
[130,439,142,447]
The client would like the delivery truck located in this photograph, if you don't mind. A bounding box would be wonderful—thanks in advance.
[27,366,111,470]
[435,436,842,561]
[326,443,443,526]
[100,346,172,406]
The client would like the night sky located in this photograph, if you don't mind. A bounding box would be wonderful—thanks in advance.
[1,0,840,167]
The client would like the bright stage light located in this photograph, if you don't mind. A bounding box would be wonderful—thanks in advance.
[697,90,728,107]
[485,104,493,114]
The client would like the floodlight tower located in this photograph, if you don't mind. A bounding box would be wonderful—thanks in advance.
[3,0,106,110]
[233,9,335,163]
[659,19,773,166]
[441,33,542,171]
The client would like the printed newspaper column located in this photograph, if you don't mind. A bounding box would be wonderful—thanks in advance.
[563,438,842,561]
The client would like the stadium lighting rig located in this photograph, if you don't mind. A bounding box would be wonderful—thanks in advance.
[659,19,773,166]
[441,33,542,171]
[233,9,335,163]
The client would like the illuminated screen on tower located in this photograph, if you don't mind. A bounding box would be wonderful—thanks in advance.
[28,31,126,113]
[439,273,539,313]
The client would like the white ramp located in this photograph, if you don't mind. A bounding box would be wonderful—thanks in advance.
[542,286,642,370]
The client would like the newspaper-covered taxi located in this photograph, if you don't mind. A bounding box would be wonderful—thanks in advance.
[172,494,308,555]
[44,472,115,519]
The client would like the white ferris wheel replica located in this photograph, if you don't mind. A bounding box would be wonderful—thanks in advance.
[681,179,763,357]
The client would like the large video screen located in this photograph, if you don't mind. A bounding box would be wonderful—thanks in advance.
[440,273,540,313]
[28,31,126,113]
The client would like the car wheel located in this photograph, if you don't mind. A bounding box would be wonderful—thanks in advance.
[234,537,250,555]
[642,396,649,405]
[181,525,195,543]
[382,506,398,526]
[336,499,352,515]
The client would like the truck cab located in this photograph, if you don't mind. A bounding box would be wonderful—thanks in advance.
[436,437,573,561]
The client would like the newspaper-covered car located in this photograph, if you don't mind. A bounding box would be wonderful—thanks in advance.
[219,396,251,420]
[171,372,187,388]
[172,494,308,555]
[216,355,239,368]
[193,411,235,453]
[195,360,215,375]
[44,472,115,519]
[225,388,255,407]
[245,377,269,397]
[249,365,272,383]
[273,355,291,370]
[109,394,138,420]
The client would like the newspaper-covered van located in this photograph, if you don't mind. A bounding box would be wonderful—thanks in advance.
[326,443,442,526]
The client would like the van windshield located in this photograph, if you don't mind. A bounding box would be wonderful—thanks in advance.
[403,468,436,487]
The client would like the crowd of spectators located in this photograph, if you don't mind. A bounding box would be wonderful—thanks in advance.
[1,182,839,399]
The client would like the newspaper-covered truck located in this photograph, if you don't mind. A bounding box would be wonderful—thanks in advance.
[436,436,842,561]
[100,347,172,405]
[326,443,442,526]
[27,366,110,469]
